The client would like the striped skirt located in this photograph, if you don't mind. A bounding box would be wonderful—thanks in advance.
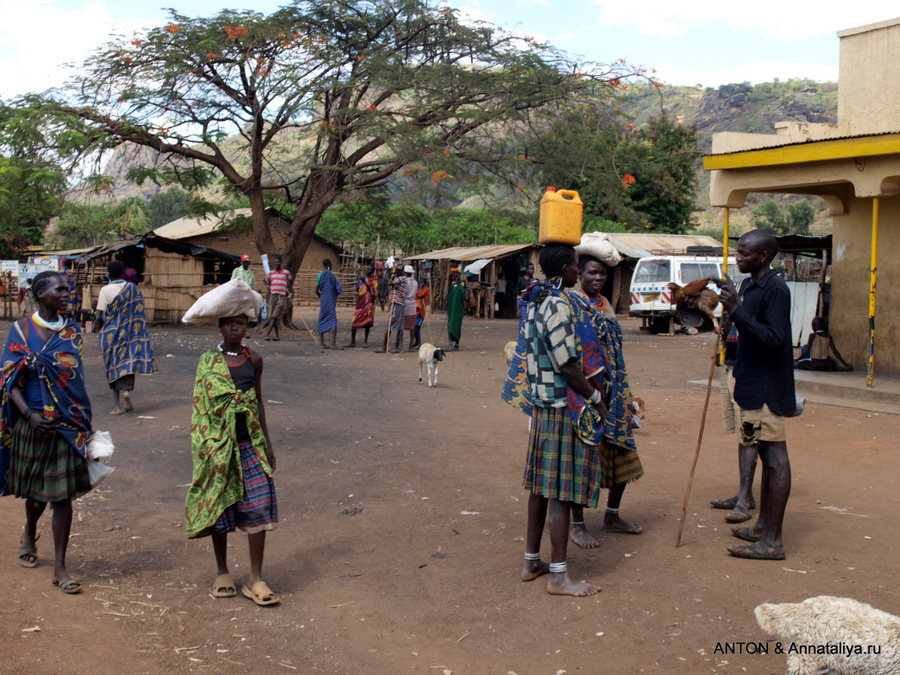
[523,406,601,508]
[213,439,278,535]
[6,417,90,502]
[599,440,644,489]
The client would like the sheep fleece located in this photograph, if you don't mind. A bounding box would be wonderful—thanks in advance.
[755,595,900,675]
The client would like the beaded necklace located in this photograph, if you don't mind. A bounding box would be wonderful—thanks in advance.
[217,343,247,357]
[31,311,65,331]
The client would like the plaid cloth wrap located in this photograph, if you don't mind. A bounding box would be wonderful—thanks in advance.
[523,406,601,507]
[212,438,278,534]
[502,282,638,454]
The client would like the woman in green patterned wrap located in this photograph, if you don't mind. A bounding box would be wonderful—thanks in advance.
[186,314,279,606]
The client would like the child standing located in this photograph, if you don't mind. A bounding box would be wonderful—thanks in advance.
[184,293,279,606]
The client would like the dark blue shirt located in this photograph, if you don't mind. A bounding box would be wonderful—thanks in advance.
[731,269,795,416]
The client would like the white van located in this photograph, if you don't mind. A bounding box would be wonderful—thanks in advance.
[629,248,746,333]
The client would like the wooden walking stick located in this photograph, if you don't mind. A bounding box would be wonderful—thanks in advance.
[675,331,722,548]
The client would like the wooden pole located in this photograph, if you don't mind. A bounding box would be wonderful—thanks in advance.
[675,331,721,548]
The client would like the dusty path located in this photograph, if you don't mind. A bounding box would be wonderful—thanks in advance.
[0,309,897,674]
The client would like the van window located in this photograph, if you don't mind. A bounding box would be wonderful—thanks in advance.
[633,260,670,283]
[727,264,749,282]
[680,263,719,284]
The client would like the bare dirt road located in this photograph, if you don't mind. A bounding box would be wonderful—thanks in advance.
[1,309,897,674]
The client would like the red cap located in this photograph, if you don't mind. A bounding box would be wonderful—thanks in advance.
[241,255,250,262]
[546,186,556,192]
[375,262,384,269]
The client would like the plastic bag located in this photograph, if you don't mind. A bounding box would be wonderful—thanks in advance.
[87,460,115,490]
[86,430,114,460]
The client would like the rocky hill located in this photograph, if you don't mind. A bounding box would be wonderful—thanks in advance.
[98,78,839,233]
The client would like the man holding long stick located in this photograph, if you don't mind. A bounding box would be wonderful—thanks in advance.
[715,229,794,561]
[375,265,407,354]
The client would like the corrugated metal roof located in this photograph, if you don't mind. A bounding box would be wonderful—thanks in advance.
[154,209,252,240]
[406,243,535,261]
[704,129,900,157]
[27,247,94,257]
[604,233,726,259]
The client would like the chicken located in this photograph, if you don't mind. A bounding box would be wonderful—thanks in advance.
[666,278,720,334]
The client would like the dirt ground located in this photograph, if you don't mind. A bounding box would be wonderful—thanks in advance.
[0,307,897,675]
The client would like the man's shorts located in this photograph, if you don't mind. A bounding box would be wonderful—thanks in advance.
[269,293,287,319]
[738,404,787,446]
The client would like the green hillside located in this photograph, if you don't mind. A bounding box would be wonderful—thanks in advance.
[98,78,839,236]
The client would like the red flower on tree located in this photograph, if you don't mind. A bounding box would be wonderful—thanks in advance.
[621,174,636,187]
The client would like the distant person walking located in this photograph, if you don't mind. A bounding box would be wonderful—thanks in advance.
[231,255,256,288]
[95,260,157,416]
[348,263,377,348]
[446,269,466,351]
[403,266,418,352]
[316,259,343,349]
[264,256,292,341]
[376,263,389,312]
[414,278,430,349]
[375,266,407,353]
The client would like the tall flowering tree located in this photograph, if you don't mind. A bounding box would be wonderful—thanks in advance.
[11,0,636,286]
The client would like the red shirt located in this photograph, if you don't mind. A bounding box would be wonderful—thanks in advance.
[266,269,292,295]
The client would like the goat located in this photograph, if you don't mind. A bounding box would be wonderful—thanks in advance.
[418,343,445,387]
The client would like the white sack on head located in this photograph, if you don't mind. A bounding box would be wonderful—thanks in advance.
[182,278,263,324]
[575,232,622,267]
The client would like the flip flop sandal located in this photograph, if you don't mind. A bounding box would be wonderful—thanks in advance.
[724,505,753,523]
[211,573,237,598]
[53,577,82,594]
[242,581,280,606]
[731,526,762,543]
[18,534,38,568]
[727,541,785,561]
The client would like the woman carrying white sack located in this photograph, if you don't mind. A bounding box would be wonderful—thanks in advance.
[182,279,281,606]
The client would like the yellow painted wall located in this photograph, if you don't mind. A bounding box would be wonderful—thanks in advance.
[830,194,900,373]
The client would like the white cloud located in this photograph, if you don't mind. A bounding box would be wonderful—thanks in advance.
[592,0,900,40]
[656,61,839,89]
[553,31,578,43]
[0,0,153,99]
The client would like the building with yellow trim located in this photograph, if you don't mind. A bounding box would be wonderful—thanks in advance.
[704,17,900,375]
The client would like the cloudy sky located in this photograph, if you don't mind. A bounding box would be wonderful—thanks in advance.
[1,0,897,99]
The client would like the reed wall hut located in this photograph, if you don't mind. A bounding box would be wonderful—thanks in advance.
[154,209,347,306]
[76,233,239,324]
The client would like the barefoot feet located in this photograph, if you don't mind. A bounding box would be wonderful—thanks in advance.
[601,513,643,534]
[570,522,600,548]
[547,571,600,597]
[521,559,550,581]
[123,392,133,413]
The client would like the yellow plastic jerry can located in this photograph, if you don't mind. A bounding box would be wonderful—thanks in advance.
[538,187,583,246]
